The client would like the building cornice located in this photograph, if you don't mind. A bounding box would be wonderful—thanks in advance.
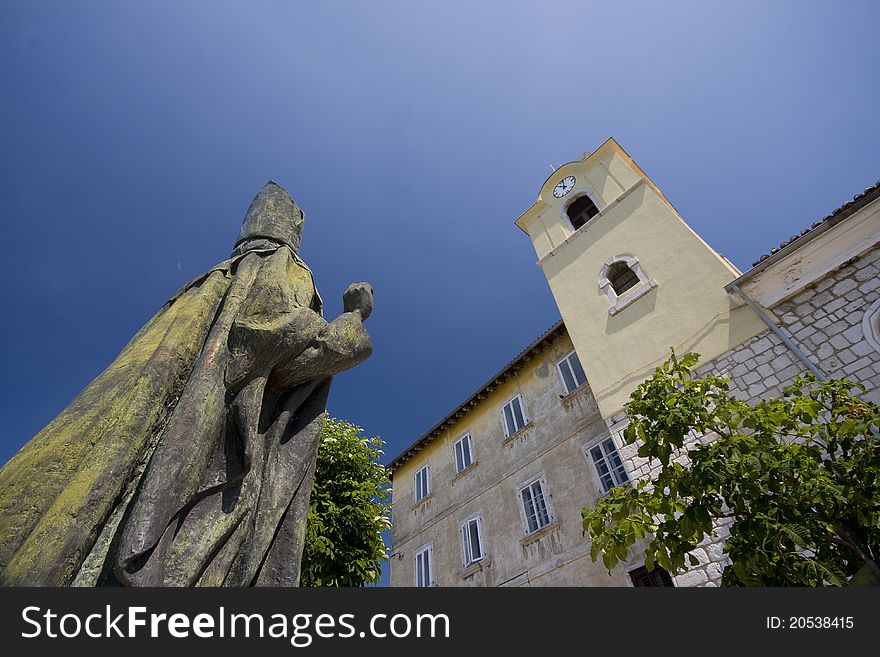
[387,320,566,473]
[729,179,880,289]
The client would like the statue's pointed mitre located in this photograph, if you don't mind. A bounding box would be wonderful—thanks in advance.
[232,181,304,255]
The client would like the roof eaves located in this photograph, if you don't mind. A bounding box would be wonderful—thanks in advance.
[747,179,880,271]
[728,179,880,291]
[387,319,566,473]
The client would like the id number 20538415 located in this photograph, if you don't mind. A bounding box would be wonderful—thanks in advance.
[766,617,854,629]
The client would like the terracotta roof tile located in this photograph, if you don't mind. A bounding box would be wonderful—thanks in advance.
[752,179,880,267]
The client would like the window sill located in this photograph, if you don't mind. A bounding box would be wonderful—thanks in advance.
[537,180,646,267]
[520,520,560,547]
[608,279,657,316]
[595,480,632,500]
[460,557,492,579]
[501,421,534,447]
[410,493,433,511]
[560,384,590,406]
[451,461,479,484]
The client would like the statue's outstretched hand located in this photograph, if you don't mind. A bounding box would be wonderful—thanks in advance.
[343,282,373,321]
[267,283,374,390]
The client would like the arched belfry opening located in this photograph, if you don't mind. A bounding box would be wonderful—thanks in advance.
[566,195,600,230]
[598,254,658,316]
[607,261,640,296]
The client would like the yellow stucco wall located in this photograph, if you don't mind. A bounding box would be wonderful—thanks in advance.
[518,139,767,419]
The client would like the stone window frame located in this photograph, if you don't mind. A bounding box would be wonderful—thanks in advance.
[459,513,486,568]
[559,188,604,234]
[862,297,880,354]
[413,463,430,503]
[583,432,630,495]
[452,433,475,474]
[557,349,588,396]
[517,473,554,536]
[500,393,529,438]
[599,254,657,316]
[414,541,434,587]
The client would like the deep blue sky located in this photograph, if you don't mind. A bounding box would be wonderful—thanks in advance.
[1,2,878,584]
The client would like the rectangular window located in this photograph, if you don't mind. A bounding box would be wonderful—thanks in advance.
[501,395,527,437]
[453,434,473,473]
[558,350,588,395]
[519,479,551,534]
[590,438,629,493]
[414,464,430,502]
[461,517,484,567]
[414,544,433,587]
[629,565,674,587]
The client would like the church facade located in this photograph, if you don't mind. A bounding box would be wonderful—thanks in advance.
[388,138,880,587]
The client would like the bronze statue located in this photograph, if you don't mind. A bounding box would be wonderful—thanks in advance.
[0,182,373,586]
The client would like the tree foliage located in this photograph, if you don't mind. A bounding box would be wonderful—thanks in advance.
[300,417,392,587]
[581,351,880,586]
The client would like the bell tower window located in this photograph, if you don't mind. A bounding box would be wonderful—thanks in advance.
[599,255,658,316]
[566,194,600,230]
[607,262,640,296]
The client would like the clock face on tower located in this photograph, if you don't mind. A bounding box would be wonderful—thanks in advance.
[553,175,576,198]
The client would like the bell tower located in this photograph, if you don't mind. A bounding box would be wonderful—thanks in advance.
[515,138,766,421]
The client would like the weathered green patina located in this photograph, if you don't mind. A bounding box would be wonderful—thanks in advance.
[0,182,373,586]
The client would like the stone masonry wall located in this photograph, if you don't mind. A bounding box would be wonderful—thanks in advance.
[772,243,880,405]
[614,242,880,586]
[708,243,880,405]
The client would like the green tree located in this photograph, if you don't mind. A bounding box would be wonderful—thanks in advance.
[300,417,392,586]
[582,351,880,586]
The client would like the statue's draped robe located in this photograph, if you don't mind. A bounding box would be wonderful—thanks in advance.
[0,244,371,586]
